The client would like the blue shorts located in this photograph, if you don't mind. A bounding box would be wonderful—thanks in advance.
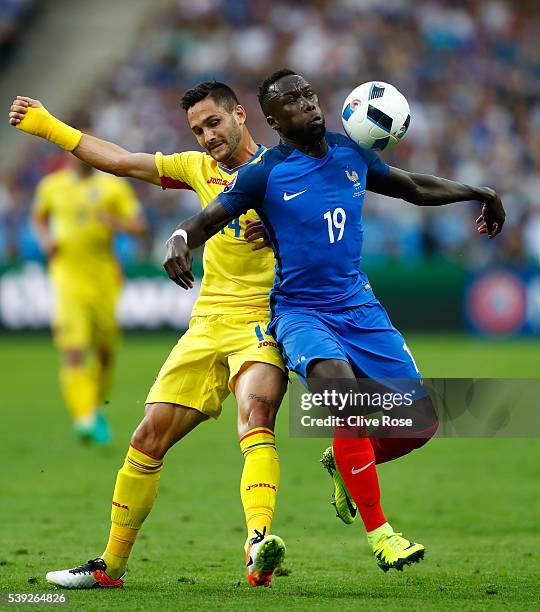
[271,299,422,390]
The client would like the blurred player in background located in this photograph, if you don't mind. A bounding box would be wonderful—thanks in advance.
[32,153,146,444]
[9,84,287,589]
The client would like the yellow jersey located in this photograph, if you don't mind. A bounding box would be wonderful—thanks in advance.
[155,147,275,317]
[32,169,141,286]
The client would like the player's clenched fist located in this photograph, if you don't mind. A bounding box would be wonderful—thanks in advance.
[8,95,42,126]
[244,220,270,250]
[8,95,82,151]
[475,187,505,240]
[163,233,195,290]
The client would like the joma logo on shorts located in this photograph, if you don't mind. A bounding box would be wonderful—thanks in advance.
[258,341,278,349]
[245,483,277,492]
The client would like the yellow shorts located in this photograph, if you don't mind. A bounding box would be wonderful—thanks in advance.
[52,280,121,351]
[145,315,285,419]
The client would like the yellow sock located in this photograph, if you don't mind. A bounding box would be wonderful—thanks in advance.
[239,427,280,549]
[88,354,114,405]
[102,445,163,578]
[59,364,98,421]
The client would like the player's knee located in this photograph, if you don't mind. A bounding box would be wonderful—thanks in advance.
[308,358,352,380]
[63,348,85,367]
[97,346,113,367]
[132,402,205,457]
[238,403,277,438]
[130,412,170,459]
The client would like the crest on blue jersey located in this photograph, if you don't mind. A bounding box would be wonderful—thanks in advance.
[223,174,238,193]
[346,166,365,197]
[345,167,360,187]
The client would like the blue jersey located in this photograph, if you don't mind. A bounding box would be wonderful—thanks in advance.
[219,131,389,319]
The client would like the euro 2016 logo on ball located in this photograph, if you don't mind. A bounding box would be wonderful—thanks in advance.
[342,81,411,151]
[342,98,361,122]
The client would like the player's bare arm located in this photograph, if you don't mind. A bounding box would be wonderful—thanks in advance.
[163,197,234,289]
[75,136,159,184]
[8,96,160,185]
[367,167,505,239]
[31,212,57,258]
[96,211,148,235]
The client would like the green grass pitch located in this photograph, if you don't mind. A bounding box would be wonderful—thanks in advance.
[1,332,539,611]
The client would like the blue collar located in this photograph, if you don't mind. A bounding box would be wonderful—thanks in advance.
[219,144,266,174]
[277,138,332,160]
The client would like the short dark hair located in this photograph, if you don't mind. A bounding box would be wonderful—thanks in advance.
[180,81,239,112]
[258,68,298,115]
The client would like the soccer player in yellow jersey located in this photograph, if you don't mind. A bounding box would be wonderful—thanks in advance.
[32,156,146,444]
[9,82,287,587]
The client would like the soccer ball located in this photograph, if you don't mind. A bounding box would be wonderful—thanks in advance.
[341,81,410,151]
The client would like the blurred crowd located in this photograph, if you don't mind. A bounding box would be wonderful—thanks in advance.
[0,0,37,65]
[1,0,540,269]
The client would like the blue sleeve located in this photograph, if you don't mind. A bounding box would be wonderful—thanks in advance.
[354,145,390,181]
[218,163,269,217]
[330,131,390,181]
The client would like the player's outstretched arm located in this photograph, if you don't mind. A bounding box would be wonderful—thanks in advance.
[31,212,57,259]
[367,166,505,239]
[8,96,160,185]
[163,197,235,289]
[74,136,159,185]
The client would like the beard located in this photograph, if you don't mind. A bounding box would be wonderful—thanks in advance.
[212,119,243,163]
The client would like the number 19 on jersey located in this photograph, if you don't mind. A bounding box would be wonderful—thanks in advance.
[323,207,347,243]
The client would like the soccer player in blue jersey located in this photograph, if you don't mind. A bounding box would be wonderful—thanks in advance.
[163,68,505,572]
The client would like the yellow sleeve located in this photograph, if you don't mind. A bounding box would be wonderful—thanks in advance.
[154,151,204,188]
[112,178,142,220]
[32,177,53,218]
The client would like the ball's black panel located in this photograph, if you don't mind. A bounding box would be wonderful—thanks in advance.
[367,105,393,132]
[372,136,390,150]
